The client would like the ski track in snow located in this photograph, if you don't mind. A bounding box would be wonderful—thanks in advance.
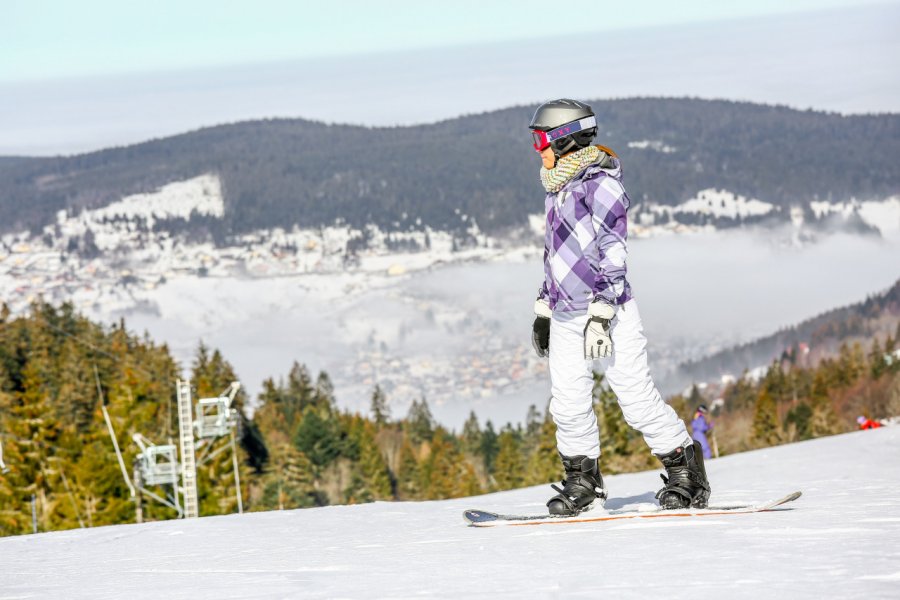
[1,428,899,599]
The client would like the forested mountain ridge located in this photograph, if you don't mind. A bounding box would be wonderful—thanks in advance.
[1,98,897,237]
[666,278,900,393]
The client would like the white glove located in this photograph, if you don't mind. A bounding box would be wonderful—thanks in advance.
[584,301,616,359]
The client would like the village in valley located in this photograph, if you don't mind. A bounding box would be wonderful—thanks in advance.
[2,173,896,412]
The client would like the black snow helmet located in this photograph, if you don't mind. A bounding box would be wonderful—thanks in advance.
[697,404,709,414]
[529,99,597,158]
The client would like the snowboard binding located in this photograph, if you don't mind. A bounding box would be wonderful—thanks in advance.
[547,454,608,516]
[655,440,711,509]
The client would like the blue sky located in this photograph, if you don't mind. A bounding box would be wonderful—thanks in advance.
[2,0,886,82]
[2,2,897,154]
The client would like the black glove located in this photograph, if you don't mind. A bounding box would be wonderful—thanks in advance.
[532,298,552,358]
[532,316,550,358]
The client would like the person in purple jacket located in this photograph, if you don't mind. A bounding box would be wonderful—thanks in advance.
[528,99,711,515]
[691,405,714,459]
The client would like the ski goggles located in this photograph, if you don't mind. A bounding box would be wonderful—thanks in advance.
[530,116,597,152]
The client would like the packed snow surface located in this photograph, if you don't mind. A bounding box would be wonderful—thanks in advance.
[2,428,899,599]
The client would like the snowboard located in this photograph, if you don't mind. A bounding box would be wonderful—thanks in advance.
[463,490,801,527]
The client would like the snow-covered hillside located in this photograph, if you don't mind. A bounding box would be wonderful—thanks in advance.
[84,174,225,228]
[812,196,900,238]
[2,428,898,599]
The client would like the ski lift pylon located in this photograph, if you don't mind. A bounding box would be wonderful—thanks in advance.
[194,382,241,439]
[133,434,179,486]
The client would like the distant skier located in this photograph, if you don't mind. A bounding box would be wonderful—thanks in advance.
[691,405,713,459]
[857,416,882,430]
[529,99,711,515]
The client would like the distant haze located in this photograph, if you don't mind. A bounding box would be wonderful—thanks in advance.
[121,231,900,429]
[2,4,898,156]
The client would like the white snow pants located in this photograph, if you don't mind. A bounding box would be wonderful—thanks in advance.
[548,299,690,459]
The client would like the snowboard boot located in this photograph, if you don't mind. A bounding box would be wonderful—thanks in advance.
[546,454,608,516]
[655,440,711,510]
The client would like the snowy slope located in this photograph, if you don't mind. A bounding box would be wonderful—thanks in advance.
[2,428,899,599]
[84,174,224,226]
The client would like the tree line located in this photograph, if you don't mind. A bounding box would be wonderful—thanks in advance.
[685,332,900,455]
[0,302,897,536]
[667,278,900,395]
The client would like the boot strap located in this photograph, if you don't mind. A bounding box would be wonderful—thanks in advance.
[548,488,578,514]
[655,485,693,503]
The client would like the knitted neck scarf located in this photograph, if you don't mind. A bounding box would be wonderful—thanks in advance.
[540,145,601,193]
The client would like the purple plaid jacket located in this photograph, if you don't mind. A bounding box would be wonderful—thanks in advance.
[538,155,633,312]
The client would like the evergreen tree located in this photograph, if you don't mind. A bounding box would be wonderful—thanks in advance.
[784,403,813,441]
[294,410,341,469]
[834,342,864,388]
[724,372,758,409]
[4,354,64,532]
[344,422,392,503]
[752,389,781,447]
[359,438,393,500]
[460,411,482,455]
[395,440,421,499]
[314,371,337,412]
[0,389,29,535]
[869,338,887,379]
[762,362,789,403]
[526,412,560,485]
[479,421,499,473]
[524,404,542,447]
[370,385,390,426]
[808,371,840,438]
[492,430,525,490]
[254,363,315,441]
[260,444,319,510]
[886,372,900,418]
[418,429,481,499]
[287,362,316,415]
[405,399,434,445]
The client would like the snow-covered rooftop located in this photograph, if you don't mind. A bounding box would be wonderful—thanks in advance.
[674,188,775,219]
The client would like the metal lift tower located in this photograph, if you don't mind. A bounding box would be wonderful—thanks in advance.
[176,379,199,519]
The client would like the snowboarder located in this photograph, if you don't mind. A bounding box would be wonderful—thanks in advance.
[691,405,714,459]
[529,99,711,516]
[857,416,882,430]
